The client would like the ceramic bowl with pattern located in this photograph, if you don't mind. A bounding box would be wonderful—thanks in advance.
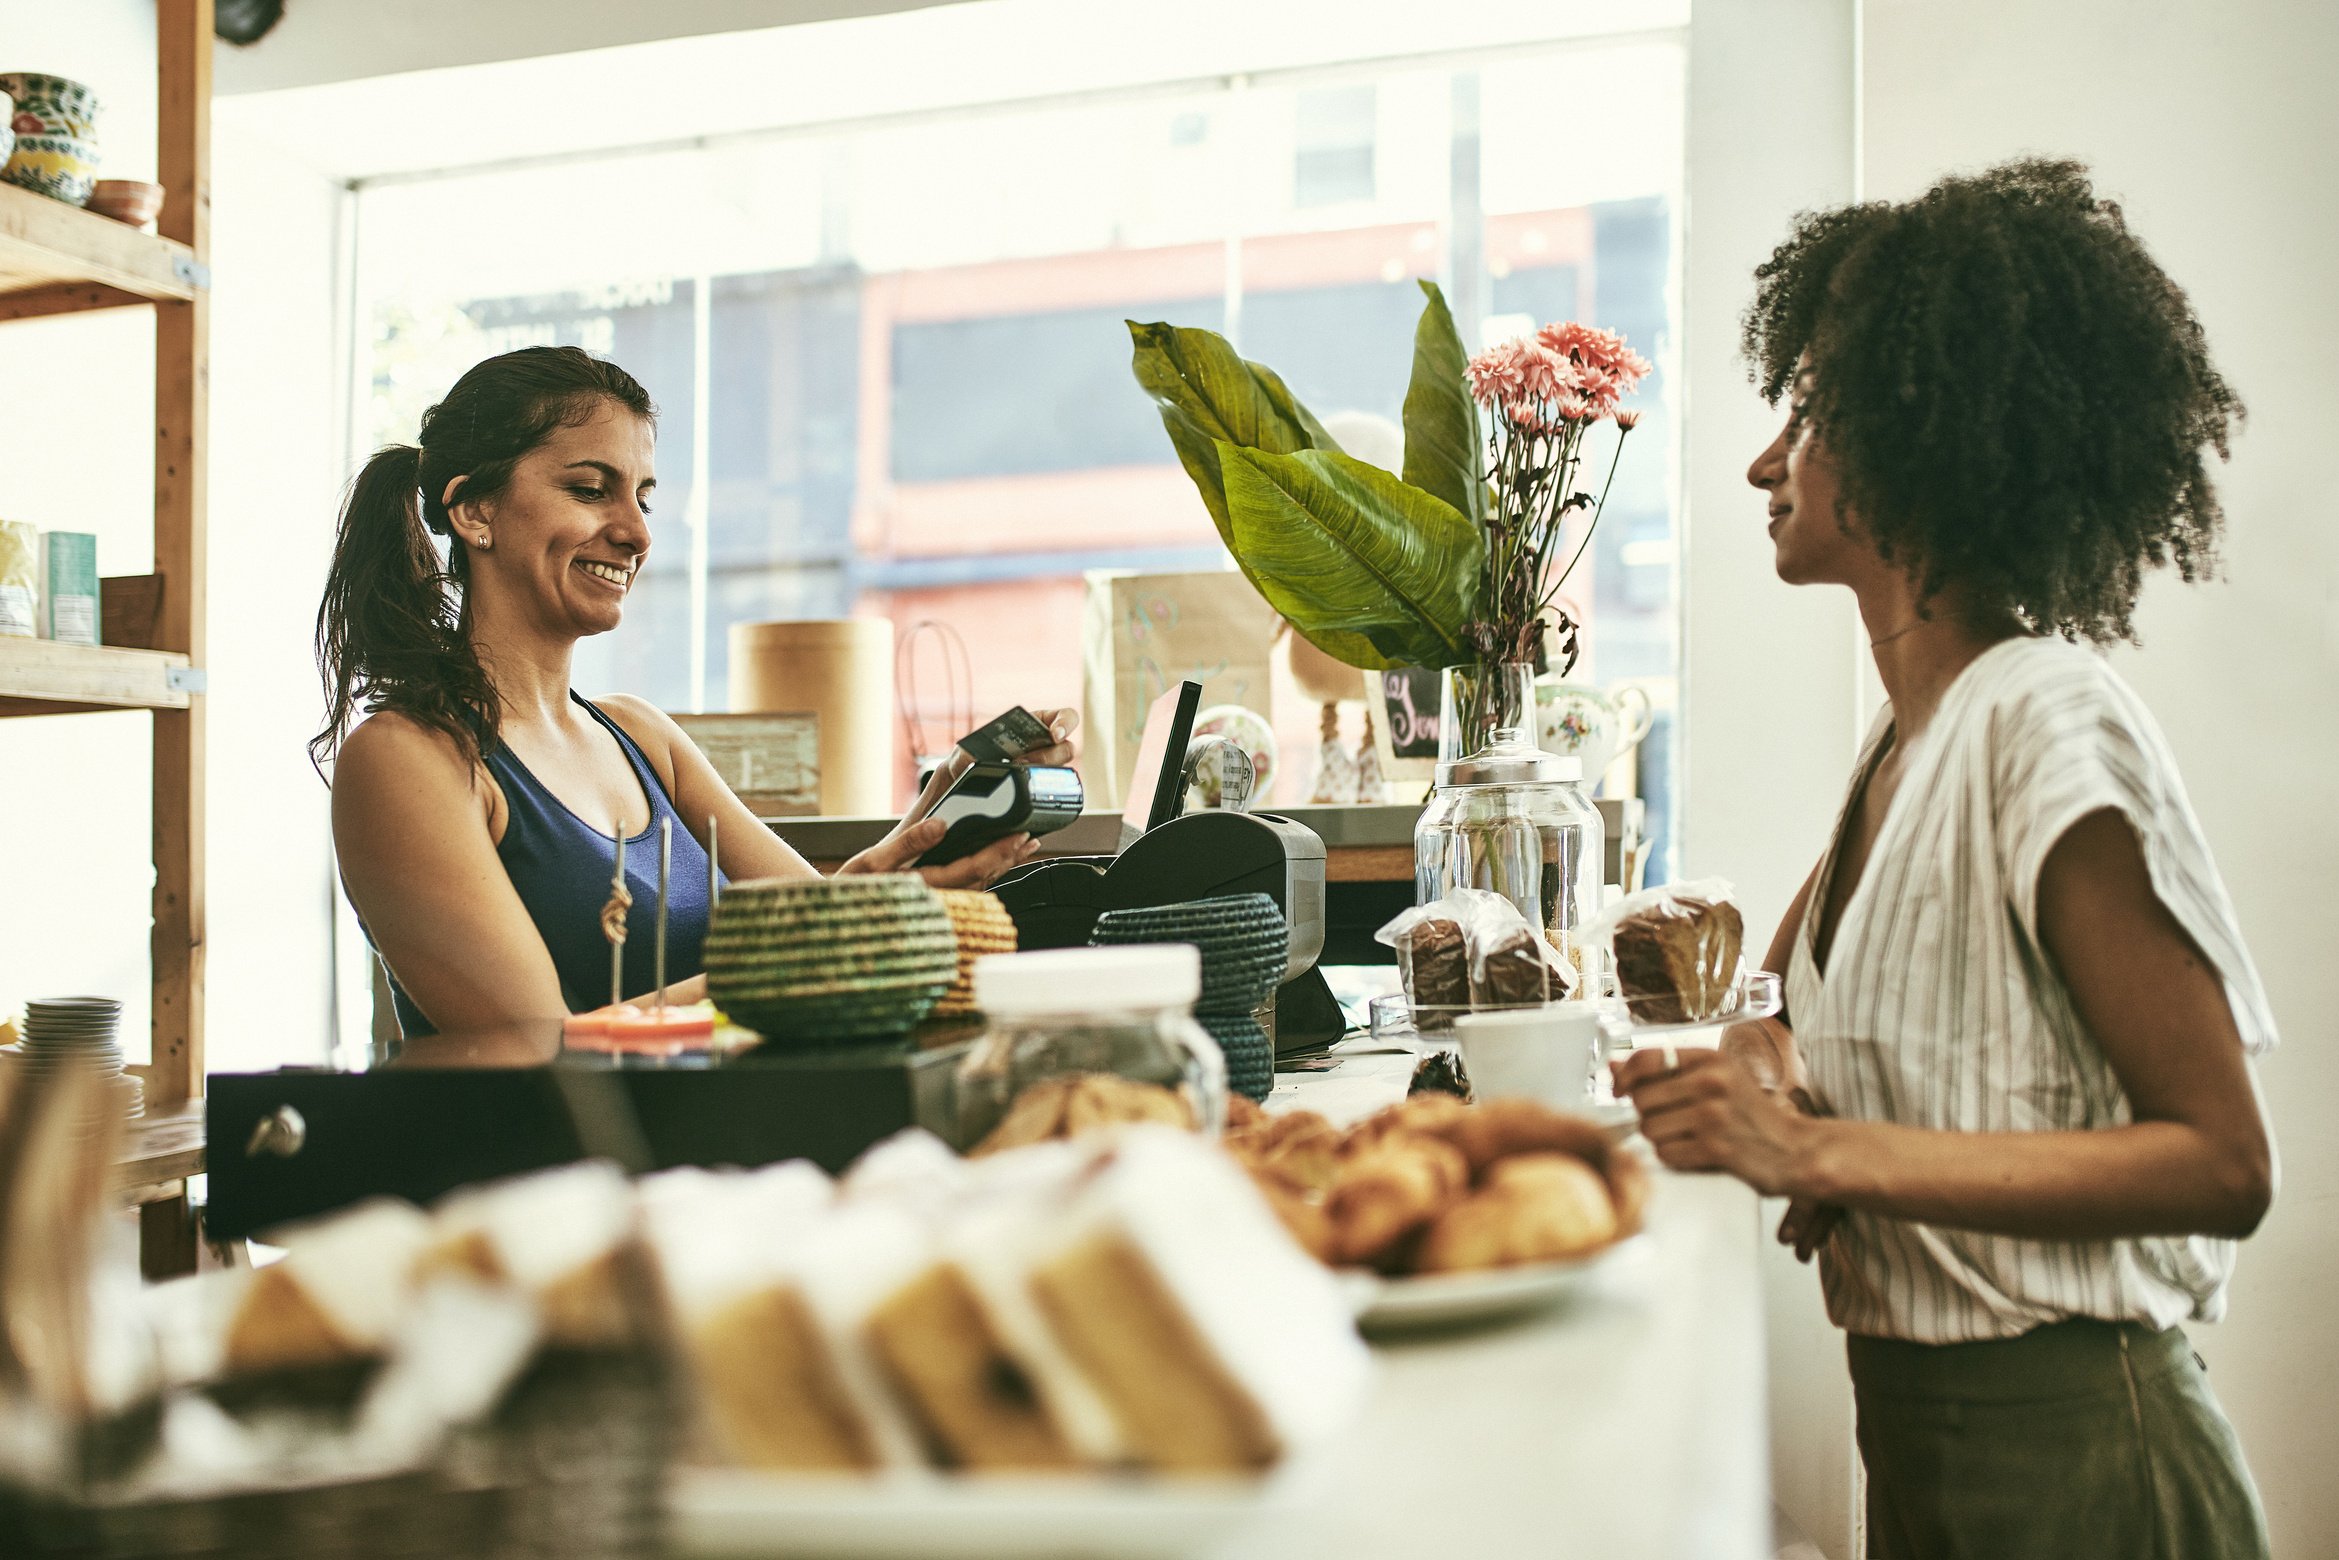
[3,131,99,205]
[0,74,101,137]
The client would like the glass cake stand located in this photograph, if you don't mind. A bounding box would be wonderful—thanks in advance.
[1607,969,1782,1037]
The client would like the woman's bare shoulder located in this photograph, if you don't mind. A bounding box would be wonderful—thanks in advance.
[592,691,678,743]
[591,692,686,773]
[334,710,487,808]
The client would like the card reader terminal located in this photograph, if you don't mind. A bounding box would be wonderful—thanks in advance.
[913,762,1084,868]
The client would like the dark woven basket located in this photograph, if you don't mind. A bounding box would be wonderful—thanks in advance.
[0,1349,672,1560]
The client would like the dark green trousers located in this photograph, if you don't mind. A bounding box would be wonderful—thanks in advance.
[1848,1319,2270,1560]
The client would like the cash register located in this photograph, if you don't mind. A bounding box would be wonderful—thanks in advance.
[991,681,1342,1052]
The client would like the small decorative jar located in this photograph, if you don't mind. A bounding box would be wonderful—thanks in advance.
[952,945,1227,1149]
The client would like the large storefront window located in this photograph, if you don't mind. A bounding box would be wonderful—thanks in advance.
[355,4,1685,875]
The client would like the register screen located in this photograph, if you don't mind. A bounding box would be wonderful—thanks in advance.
[1117,681,1201,845]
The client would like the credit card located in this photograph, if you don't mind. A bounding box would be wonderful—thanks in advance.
[956,705,1053,763]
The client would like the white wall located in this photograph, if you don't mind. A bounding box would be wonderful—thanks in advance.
[201,111,348,1074]
[1858,4,2339,1553]
[0,10,348,1075]
[1681,4,1864,1553]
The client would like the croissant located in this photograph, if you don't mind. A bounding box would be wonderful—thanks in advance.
[1327,1133,1470,1268]
[1429,1097,1653,1237]
[1244,1164,1336,1264]
[1256,1114,1344,1194]
[1419,1096,1615,1177]
[1414,1153,1619,1272]
[1340,1093,1470,1159]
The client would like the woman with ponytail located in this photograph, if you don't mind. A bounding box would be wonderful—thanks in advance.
[317,345,1075,1036]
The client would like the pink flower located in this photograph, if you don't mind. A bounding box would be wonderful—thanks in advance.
[1536,320,1653,394]
[1518,344,1578,404]
[1614,408,1643,431]
[1464,338,1534,408]
[1473,323,1650,430]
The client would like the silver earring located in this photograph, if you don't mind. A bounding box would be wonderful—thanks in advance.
[474,534,490,551]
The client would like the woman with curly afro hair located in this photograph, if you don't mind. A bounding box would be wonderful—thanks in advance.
[1616,159,2276,1558]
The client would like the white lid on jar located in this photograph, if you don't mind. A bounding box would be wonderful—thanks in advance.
[973,945,1201,1015]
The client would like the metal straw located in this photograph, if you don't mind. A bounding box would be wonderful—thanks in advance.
[654,816,673,1019]
[708,813,720,910]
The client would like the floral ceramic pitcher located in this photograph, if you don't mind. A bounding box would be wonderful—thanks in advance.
[1534,679,1654,789]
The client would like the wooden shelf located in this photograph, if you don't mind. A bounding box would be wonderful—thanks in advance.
[115,1101,206,1206]
[0,182,201,323]
[0,638,195,716]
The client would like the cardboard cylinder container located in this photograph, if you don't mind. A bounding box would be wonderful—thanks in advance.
[728,618,895,818]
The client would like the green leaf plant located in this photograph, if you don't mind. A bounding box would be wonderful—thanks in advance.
[1217,445,1483,671]
[1128,281,1489,671]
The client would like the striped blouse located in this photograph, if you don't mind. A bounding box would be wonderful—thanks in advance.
[1789,636,2278,1344]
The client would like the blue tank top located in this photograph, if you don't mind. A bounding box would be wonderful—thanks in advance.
[384,694,724,1037]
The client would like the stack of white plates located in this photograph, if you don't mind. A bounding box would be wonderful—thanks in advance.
[18,996,140,1116]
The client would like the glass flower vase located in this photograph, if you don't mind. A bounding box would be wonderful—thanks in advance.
[1438,661,1540,764]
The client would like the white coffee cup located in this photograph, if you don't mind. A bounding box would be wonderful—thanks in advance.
[1453,1004,1605,1106]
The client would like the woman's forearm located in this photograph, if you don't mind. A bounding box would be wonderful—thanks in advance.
[1796,1114,2272,1241]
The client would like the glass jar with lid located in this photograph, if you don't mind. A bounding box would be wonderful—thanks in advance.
[1414,666,1606,990]
[952,945,1227,1149]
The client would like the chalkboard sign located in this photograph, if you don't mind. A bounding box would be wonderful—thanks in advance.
[1370,665,1445,780]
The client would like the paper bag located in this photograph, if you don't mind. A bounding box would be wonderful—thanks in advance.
[1083,571,1277,809]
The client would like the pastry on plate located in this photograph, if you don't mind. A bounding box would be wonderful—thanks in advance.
[1027,1125,1371,1471]
[1326,1133,1470,1269]
[1414,1152,1620,1272]
[423,1160,645,1348]
[1241,1162,1337,1265]
[695,1200,935,1471]
[865,1150,1126,1471]
[1339,1092,1470,1159]
[224,1198,434,1375]
[1231,1109,1343,1194]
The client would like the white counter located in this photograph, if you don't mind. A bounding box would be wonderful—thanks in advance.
[674,1046,1773,1560]
[1219,1049,1771,1560]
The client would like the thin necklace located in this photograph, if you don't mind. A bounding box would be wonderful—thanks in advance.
[1869,620,1924,649]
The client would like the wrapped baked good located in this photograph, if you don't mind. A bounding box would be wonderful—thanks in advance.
[1380,889,1574,1030]
[1393,917,1468,1028]
[1025,1125,1372,1469]
[1471,927,1571,1007]
[1589,878,1746,1025]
